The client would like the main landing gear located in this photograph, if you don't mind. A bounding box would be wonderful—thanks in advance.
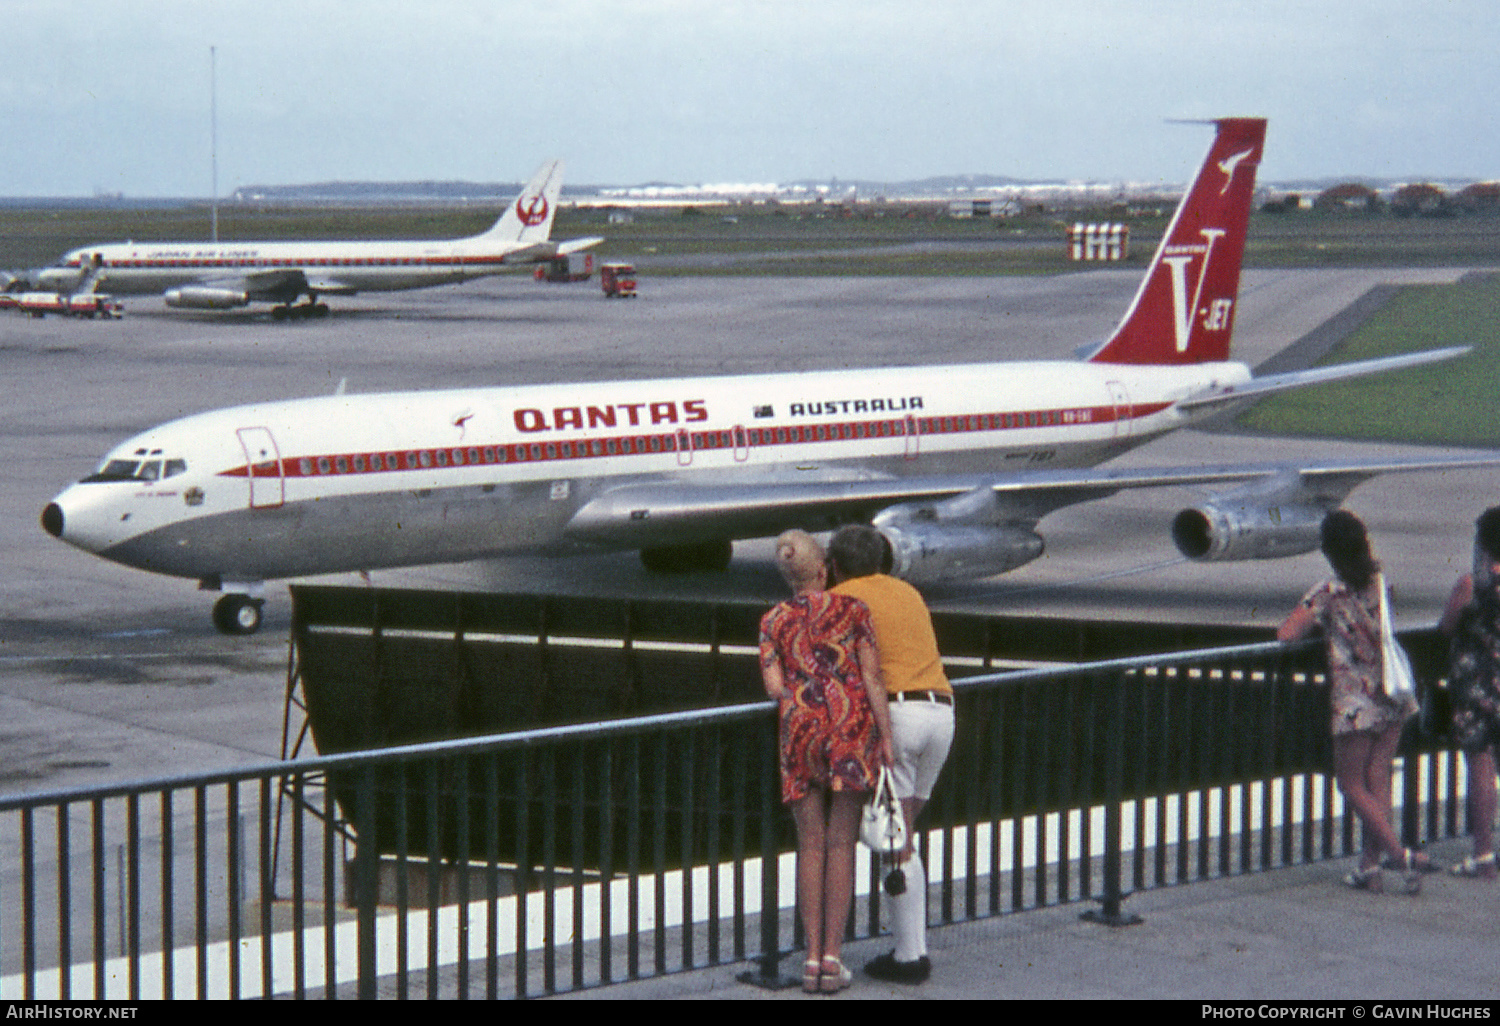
[270,301,330,321]
[640,539,734,574]
[212,594,265,635]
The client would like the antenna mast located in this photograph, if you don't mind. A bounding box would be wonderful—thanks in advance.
[210,46,219,242]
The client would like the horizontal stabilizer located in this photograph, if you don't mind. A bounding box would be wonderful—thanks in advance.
[557,236,605,256]
[500,243,558,264]
[1177,346,1470,410]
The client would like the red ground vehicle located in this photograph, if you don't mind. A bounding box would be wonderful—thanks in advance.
[533,252,595,282]
[10,291,123,318]
[600,262,637,298]
[13,293,124,319]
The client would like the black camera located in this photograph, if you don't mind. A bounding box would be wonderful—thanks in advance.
[883,868,906,896]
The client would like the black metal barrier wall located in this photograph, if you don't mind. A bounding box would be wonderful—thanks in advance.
[286,583,1273,746]
[286,585,1281,866]
[3,623,1468,999]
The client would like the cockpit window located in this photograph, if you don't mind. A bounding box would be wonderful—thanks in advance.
[83,460,140,482]
[81,457,186,484]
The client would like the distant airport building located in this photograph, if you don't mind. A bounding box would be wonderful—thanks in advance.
[948,199,991,218]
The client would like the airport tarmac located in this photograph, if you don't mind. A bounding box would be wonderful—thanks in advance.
[1,267,1497,797]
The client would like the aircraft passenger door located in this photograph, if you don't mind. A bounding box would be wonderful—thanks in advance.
[903,414,921,460]
[1106,381,1132,439]
[732,425,749,463]
[236,427,285,509]
[676,428,693,467]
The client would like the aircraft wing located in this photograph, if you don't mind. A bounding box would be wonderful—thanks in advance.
[299,276,360,296]
[186,269,311,303]
[563,452,1500,550]
[195,269,360,300]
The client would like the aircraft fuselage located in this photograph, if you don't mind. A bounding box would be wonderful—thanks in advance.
[42,359,1244,585]
[40,237,521,297]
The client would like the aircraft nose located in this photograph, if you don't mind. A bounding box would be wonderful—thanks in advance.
[41,502,64,538]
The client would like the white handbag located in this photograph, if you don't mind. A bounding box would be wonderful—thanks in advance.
[860,766,907,854]
[1377,573,1417,704]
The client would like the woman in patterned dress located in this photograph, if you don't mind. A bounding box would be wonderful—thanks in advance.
[1278,510,1430,893]
[1437,507,1500,879]
[760,530,894,993]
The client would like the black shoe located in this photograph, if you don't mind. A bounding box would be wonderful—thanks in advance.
[865,950,931,984]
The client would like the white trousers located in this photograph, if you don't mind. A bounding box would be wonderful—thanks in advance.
[886,699,954,961]
[887,699,955,802]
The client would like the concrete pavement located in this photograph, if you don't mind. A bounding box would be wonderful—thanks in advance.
[559,837,1500,1001]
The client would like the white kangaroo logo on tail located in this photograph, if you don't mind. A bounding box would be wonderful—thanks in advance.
[1217,148,1254,194]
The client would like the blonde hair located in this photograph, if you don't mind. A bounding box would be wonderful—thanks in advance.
[774,530,826,592]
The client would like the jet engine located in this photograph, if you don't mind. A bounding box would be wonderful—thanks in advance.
[165,286,250,310]
[879,521,1045,585]
[873,487,1044,586]
[1171,500,1327,562]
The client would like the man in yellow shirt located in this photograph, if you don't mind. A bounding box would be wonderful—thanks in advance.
[829,524,955,985]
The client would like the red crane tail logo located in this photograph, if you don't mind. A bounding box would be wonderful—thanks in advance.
[516,194,550,227]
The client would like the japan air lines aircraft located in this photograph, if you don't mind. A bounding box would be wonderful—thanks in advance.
[41,119,1487,633]
[35,160,602,319]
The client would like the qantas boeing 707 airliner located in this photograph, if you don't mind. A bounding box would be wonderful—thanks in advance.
[40,119,1488,633]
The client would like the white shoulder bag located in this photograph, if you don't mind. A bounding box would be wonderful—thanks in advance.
[859,766,907,854]
[1377,573,1417,704]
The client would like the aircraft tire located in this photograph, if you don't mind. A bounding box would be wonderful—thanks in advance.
[212,594,264,635]
[640,539,733,574]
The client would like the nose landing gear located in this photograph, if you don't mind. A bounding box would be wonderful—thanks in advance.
[212,594,265,635]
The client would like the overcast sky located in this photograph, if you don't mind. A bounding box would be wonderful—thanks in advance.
[2,0,1495,197]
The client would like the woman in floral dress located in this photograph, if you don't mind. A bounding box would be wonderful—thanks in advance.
[760,530,893,993]
[1438,507,1500,879]
[1279,510,1429,893]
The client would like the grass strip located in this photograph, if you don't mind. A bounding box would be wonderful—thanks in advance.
[1237,274,1500,447]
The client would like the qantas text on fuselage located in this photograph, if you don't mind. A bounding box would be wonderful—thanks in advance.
[39,118,1489,634]
[506,396,929,434]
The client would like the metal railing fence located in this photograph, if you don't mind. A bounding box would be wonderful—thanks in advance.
[0,632,1469,999]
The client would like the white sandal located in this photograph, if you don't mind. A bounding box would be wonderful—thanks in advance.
[1449,853,1497,879]
[819,955,852,993]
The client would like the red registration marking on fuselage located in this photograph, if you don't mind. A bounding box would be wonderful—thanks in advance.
[215,401,1172,481]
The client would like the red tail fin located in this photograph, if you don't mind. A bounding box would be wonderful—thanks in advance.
[1087,118,1265,366]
